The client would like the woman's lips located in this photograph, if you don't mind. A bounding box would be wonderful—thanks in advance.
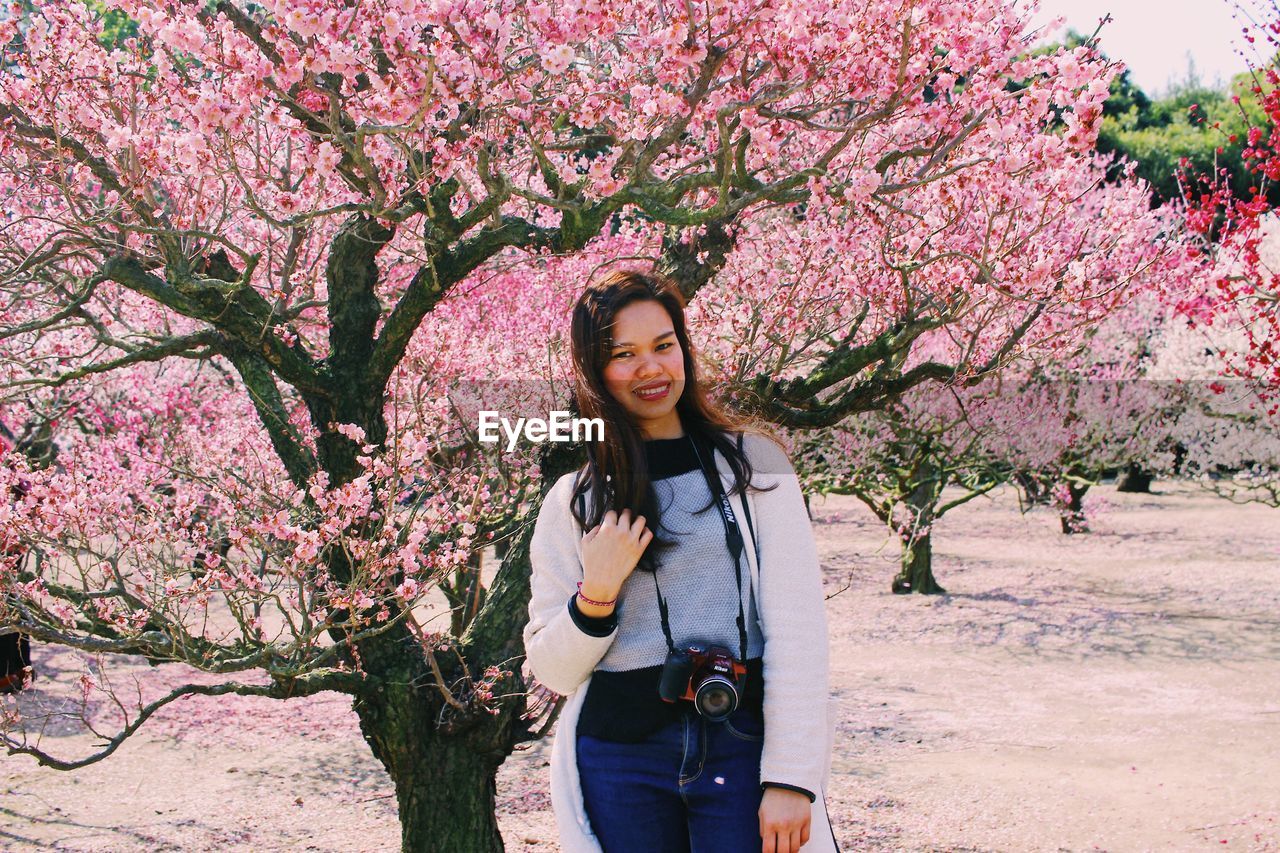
[634,382,670,401]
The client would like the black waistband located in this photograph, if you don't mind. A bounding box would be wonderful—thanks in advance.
[576,658,765,743]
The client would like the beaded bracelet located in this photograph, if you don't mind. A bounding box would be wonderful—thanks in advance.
[576,582,617,608]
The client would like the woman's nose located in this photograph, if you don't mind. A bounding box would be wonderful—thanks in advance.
[635,355,662,378]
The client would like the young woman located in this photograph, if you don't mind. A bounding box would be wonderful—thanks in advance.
[524,270,837,852]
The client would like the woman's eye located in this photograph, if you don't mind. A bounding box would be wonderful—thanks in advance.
[611,352,630,359]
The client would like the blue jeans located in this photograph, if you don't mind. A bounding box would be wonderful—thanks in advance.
[577,708,765,852]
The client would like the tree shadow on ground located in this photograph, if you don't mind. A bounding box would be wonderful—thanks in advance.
[932,584,1280,662]
[0,797,243,851]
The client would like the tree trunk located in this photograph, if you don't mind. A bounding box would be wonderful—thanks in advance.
[352,630,518,853]
[311,395,549,852]
[393,736,505,851]
[1013,470,1050,507]
[892,534,946,595]
[1058,481,1090,534]
[269,216,529,851]
[1116,462,1153,493]
[891,454,947,595]
[360,707,507,852]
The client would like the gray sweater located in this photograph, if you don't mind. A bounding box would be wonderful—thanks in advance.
[592,464,765,672]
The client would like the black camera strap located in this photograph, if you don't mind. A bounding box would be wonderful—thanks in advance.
[649,433,750,664]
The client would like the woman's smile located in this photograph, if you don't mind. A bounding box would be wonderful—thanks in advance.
[634,381,671,401]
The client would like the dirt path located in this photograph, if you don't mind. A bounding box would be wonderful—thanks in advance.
[3,483,1278,851]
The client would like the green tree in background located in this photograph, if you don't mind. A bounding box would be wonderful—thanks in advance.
[1040,30,1272,209]
[1099,65,1269,207]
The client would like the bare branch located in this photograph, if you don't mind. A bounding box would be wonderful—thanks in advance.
[3,671,360,771]
[1,330,218,391]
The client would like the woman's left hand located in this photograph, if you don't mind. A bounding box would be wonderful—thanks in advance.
[759,787,811,852]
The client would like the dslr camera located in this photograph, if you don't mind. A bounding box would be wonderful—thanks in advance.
[658,642,748,721]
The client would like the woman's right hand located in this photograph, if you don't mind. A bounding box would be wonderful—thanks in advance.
[577,509,653,616]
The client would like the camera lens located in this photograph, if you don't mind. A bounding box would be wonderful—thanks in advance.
[694,675,738,721]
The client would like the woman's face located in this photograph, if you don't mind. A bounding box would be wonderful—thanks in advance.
[601,300,687,439]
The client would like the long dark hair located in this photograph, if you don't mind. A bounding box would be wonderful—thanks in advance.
[569,269,774,572]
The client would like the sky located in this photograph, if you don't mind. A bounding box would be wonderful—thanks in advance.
[1030,0,1261,96]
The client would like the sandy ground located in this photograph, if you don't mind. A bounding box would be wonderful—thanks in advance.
[2,482,1278,852]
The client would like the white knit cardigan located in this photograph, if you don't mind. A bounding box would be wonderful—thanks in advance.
[524,433,839,852]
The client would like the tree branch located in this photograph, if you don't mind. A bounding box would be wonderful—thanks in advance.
[3,671,360,771]
[368,208,604,385]
[751,361,958,428]
[220,339,319,489]
[0,276,102,343]
[100,255,330,398]
[1,330,218,391]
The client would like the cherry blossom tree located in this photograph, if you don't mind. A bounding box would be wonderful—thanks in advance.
[0,0,1167,846]
[791,385,1011,595]
[975,289,1201,534]
[1143,305,1280,507]
[782,156,1189,585]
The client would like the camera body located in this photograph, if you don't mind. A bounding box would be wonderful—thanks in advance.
[658,642,748,721]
